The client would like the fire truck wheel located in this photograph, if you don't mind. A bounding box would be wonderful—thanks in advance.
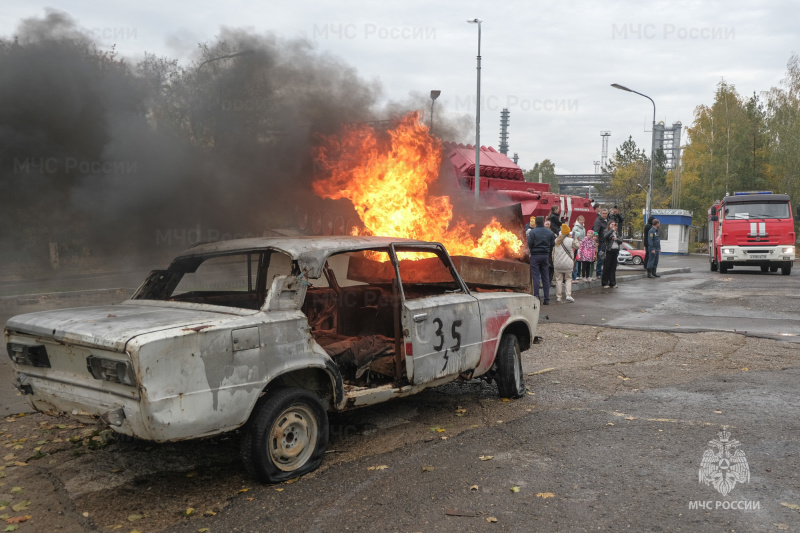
[719,262,729,274]
[710,260,718,272]
[496,333,526,399]
[240,387,329,484]
[781,265,791,275]
[761,265,769,272]
[770,266,778,273]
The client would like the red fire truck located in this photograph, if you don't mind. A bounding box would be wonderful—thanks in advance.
[708,191,796,275]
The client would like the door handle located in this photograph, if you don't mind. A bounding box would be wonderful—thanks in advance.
[413,313,428,322]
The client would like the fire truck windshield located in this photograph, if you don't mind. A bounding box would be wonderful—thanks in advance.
[723,202,790,220]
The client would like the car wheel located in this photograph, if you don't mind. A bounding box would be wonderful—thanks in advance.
[782,265,791,276]
[495,333,526,399]
[632,256,643,265]
[240,387,329,483]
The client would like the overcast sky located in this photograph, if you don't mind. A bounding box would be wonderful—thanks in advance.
[2,0,797,174]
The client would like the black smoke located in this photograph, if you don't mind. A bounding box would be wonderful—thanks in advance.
[0,10,473,275]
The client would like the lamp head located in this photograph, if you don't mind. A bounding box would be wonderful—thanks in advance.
[467,18,482,24]
[430,90,441,101]
[611,83,632,92]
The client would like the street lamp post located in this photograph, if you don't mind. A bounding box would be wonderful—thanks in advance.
[467,19,482,205]
[429,90,441,133]
[611,83,656,222]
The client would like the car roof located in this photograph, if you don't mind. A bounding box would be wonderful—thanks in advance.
[174,235,433,278]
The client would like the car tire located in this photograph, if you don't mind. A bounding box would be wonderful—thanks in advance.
[782,265,791,276]
[495,333,526,399]
[633,256,643,265]
[240,387,329,483]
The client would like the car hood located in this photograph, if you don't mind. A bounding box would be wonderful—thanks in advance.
[5,302,237,352]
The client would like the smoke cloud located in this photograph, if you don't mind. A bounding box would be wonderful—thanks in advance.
[0,9,473,276]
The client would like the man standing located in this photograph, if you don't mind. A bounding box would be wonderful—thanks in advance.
[643,215,655,267]
[548,205,562,236]
[528,216,555,305]
[608,206,625,234]
[647,219,662,278]
[592,208,609,281]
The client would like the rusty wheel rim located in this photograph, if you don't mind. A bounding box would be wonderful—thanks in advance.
[268,405,318,472]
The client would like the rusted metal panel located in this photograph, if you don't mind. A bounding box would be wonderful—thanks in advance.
[347,254,530,290]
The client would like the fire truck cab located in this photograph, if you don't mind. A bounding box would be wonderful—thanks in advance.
[708,191,796,275]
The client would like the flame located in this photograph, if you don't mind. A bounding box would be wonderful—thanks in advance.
[312,112,522,260]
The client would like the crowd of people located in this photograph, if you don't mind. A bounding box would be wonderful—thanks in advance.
[525,204,662,305]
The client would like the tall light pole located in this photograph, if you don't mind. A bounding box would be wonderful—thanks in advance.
[429,90,441,133]
[611,83,656,222]
[467,19,482,205]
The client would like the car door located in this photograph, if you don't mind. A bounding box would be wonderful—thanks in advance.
[388,243,482,385]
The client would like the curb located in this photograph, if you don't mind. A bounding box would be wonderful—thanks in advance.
[565,267,692,292]
[0,288,135,307]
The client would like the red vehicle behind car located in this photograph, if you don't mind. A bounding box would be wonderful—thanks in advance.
[617,242,646,267]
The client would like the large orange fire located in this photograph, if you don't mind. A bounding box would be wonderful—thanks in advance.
[312,112,522,260]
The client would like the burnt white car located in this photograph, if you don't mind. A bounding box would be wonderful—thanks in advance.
[5,236,539,482]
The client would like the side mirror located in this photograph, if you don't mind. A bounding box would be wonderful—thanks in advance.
[710,206,717,216]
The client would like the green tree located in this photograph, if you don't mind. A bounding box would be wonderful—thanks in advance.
[767,53,800,218]
[524,159,557,189]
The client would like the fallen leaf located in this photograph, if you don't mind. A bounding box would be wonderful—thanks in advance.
[199,529,210,532]
[422,465,435,472]
[479,455,494,461]
[1,457,12,463]
[780,502,800,510]
[127,514,143,522]
[440,436,448,440]
[536,492,556,499]
[607,422,615,426]
[9,489,21,495]
[714,410,722,414]
[367,465,388,471]
[487,517,498,523]
[617,376,630,381]
[625,416,637,420]
[274,488,284,492]
[470,485,479,491]
[528,368,555,375]
[501,398,510,402]
[238,488,250,493]
[741,367,750,371]
[203,510,217,516]
[246,497,255,501]
[284,478,299,484]
[551,380,561,384]
[186,472,198,478]
[510,486,520,493]
[8,503,28,513]
[82,512,89,517]
[4,525,17,532]
[776,523,789,530]
[5,516,30,525]
[185,508,196,517]
[526,391,535,395]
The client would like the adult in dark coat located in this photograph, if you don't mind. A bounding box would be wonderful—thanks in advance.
[548,205,562,236]
[608,206,625,233]
[601,221,622,288]
[528,216,556,304]
[592,208,609,280]
[643,215,655,270]
[647,219,662,278]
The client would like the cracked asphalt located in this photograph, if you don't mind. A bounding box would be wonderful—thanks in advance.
[0,255,798,532]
